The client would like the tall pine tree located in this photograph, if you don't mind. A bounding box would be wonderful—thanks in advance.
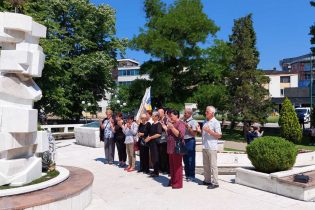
[279,98,302,143]
[228,14,271,132]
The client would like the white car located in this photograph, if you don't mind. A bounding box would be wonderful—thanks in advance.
[295,107,311,123]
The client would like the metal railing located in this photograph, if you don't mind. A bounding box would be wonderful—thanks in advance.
[40,124,83,139]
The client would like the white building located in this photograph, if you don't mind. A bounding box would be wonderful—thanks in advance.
[264,70,299,98]
[97,59,150,113]
[117,59,150,85]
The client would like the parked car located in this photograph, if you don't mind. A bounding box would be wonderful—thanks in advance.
[295,107,311,123]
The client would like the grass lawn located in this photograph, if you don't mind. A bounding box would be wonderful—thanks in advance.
[222,128,315,152]
[224,147,245,152]
[0,170,59,190]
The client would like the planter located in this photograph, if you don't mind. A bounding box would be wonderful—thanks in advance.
[236,165,315,201]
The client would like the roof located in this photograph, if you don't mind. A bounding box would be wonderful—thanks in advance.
[262,70,298,76]
[117,59,139,65]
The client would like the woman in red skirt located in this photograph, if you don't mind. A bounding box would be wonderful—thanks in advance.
[165,109,186,189]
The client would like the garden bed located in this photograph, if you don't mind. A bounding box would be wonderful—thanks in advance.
[0,170,59,190]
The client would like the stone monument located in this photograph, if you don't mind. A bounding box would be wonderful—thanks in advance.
[0,12,48,186]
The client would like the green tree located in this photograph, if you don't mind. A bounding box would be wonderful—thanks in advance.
[227,14,271,132]
[131,0,219,108]
[279,97,302,143]
[1,0,126,121]
[189,40,232,113]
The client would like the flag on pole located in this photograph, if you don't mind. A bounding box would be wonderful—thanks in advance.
[136,86,152,120]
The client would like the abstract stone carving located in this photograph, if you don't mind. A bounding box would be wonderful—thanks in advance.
[0,12,48,186]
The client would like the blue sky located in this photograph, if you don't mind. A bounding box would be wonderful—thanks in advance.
[92,0,315,70]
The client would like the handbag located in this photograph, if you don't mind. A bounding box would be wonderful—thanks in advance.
[134,141,140,151]
[174,137,187,155]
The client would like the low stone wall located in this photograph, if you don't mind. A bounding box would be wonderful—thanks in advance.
[74,127,103,148]
[236,165,315,201]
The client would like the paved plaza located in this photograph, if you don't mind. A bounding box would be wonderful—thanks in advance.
[56,139,315,210]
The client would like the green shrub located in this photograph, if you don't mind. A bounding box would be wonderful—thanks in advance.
[266,115,279,123]
[278,97,302,143]
[246,136,298,173]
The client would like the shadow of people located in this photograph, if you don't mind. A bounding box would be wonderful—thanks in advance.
[94,158,106,164]
[148,174,170,187]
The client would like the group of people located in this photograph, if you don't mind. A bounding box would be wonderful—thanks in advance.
[246,125,264,144]
[99,106,222,189]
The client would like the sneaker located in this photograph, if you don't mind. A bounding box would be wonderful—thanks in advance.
[186,177,191,182]
[207,184,219,189]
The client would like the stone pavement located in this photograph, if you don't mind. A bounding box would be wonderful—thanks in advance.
[56,140,315,210]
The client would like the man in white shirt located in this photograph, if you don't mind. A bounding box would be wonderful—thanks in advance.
[201,106,222,189]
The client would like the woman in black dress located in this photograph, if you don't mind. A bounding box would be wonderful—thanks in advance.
[145,111,162,177]
[113,112,126,167]
[137,113,151,173]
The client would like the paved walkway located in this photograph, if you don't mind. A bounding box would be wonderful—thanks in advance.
[56,140,315,210]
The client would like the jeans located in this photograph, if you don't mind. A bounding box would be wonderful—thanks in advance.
[183,138,196,178]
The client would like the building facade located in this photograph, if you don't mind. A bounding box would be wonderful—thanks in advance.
[263,70,299,98]
[117,59,149,86]
[97,59,150,113]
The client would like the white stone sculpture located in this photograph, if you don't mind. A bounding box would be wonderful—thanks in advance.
[0,12,48,186]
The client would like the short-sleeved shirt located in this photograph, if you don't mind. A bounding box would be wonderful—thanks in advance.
[114,123,125,142]
[103,118,114,139]
[138,122,151,139]
[202,118,222,150]
[183,116,198,139]
[167,120,186,154]
[148,122,162,143]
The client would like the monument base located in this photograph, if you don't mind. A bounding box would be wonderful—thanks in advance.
[0,166,93,210]
[0,156,41,186]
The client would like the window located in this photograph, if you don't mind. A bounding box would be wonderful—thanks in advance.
[118,81,132,86]
[280,89,284,96]
[280,76,290,83]
[118,69,140,76]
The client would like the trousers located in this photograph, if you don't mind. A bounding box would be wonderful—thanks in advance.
[169,153,183,189]
[183,138,196,178]
[126,143,136,168]
[104,138,115,163]
[116,140,126,162]
[202,149,218,185]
